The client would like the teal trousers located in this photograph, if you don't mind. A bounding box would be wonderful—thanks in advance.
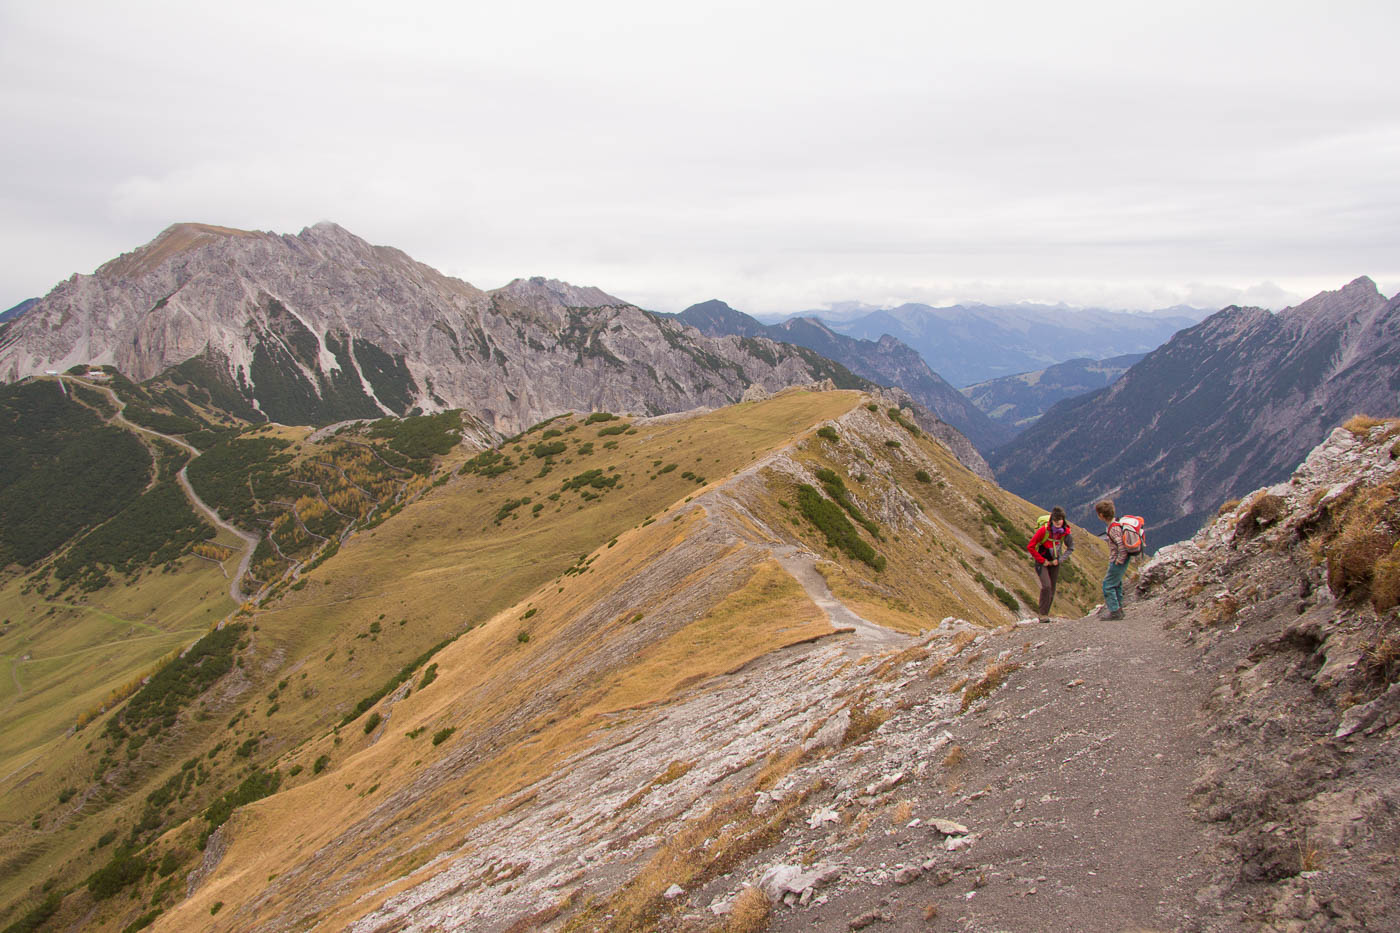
[1102,560,1129,612]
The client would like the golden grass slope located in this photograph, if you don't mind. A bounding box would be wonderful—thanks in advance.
[153,391,1104,932]
[0,388,1105,932]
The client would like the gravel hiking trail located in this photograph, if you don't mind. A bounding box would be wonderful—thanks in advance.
[774,599,1236,933]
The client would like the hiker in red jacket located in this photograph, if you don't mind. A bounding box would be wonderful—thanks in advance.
[1027,506,1075,623]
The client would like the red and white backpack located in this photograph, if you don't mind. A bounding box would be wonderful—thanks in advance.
[1114,515,1146,555]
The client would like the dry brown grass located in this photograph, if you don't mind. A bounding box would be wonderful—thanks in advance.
[501,889,583,933]
[716,886,771,933]
[947,675,971,694]
[621,760,697,810]
[872,645,931,680]
[1297,833,1324,872]
[925,657,948,678]
[842,703,891,746]
[1217,498,1243,517]
[892,799,914,824]
[1199,594,1240,626]
[1328,527,1394,598]
[960,660,1023,712]
[1343,415,1387,437]
[1234,494,1286,540]
[1371,551,1400,614]
[1363,625,1400,685]
[942,745,965,769]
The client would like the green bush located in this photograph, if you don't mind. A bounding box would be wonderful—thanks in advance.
[0,382,151,567]
[104,623,246,743]
[816,426,838,440]
[976,495,1024,553]
[813,469,880,538]
[432,727,455,746]
[87,852,148,900]
[974,572,1019,611]
[52,481,213,590]
[313,755,330,774]
[531,441,567,459]
[201,769,281,846]
[340,637,457,727]
[494,497,531,524]
[3,890,61,932]
[585,412,618,424]
[795,484,886,571]
[460,448,516,477]
[886,407,922,437]
[363,411,463,460]
[914,470,932,483]
[363,712,382,734]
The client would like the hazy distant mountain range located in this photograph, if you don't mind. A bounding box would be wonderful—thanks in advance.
[768,302,1209,386]
[0,297,37,323]
[991,277,1400,543]
[670,299,1010,452]
[961,353,1145,434]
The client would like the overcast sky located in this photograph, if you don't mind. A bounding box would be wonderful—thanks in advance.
[2,1,1397,315]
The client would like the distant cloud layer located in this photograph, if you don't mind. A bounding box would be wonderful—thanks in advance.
[2,1,1397,314]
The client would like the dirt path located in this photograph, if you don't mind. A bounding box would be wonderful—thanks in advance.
[62,376,261,604]
[771,600,1232,933]
[772,545,911,651]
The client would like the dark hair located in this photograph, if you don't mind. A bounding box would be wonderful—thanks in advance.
[1095,499,1116,521]
[1050,506,1066,524]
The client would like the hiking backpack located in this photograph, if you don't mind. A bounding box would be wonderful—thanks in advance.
[1115,515,1146,555]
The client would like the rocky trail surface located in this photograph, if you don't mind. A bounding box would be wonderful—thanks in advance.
[759,605,1229,933]
[721,423,1400,933]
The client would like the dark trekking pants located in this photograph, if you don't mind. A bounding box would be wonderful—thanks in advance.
[1037,562,1059,617]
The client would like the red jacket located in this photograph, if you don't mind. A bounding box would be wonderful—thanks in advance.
[1027,522,1075,565]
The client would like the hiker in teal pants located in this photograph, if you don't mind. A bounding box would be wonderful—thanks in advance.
[1095,499,1129,620]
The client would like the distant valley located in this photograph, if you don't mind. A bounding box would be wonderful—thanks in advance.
[961,353,1144,434]
[780,301,1207,387]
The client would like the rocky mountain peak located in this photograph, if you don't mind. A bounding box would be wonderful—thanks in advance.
[496,276,624,311]
[98,221,263,281]
[1281,274,1388,333]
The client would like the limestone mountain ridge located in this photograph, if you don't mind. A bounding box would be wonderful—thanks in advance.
[0,224,970,459]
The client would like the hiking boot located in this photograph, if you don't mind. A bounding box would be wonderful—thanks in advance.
[1108,609,1124,620]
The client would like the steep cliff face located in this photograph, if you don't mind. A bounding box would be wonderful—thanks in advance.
[990,277,1400,543]
[0,224,864,435]
[676,300,1010,454]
